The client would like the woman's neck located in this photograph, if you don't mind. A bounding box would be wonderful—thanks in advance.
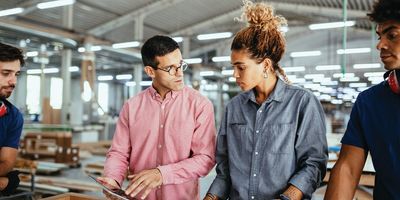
[254,75,278,105]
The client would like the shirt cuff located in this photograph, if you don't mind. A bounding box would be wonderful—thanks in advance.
[288,173,316,199]
[207,177,230,200]
[157,165,174,185]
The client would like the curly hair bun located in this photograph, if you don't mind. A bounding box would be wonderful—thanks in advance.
[237,0,287,31]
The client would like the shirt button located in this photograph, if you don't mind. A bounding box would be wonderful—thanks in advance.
[158,145,162,148]
[251,196,255,199]
[161,124,164,128]
[255,152,258,155]
[255,130,259,133]
[253,174,257,177]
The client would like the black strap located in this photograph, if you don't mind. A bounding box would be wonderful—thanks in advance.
[1,170,20,195]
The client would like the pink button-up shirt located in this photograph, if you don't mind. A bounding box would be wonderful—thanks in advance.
[104,86,216,200]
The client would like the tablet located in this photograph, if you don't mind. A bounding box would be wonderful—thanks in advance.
[87,174,132,200]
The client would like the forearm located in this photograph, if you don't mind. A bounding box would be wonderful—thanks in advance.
[157,153,214,185]
[203,193,220,200]
[324,164,360,199]
[282,185,303,200]
[0,162,14,176]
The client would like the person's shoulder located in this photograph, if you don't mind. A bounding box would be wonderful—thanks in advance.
[356,82,386,103]
[2,100,23,122]
[225,91,248,108]
[284,83,312,100]
[183,86,211,103]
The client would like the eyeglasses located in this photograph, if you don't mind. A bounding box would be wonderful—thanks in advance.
[155,61,188,76]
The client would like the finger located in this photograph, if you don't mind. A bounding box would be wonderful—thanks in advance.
[127,174,135,179]
[140,186,153,200]
[125,174,147,195]
[129,181,149,198]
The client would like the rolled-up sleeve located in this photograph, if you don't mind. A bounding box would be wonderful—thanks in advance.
[288,93,328,199]
[207,108,231,199]
[104,102,131,186]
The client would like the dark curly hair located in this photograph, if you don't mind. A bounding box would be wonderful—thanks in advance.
[367,0,400,23]
[0,42,25,67]
[141,35,179,69]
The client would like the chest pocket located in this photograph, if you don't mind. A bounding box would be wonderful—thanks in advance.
[264,123,295,154]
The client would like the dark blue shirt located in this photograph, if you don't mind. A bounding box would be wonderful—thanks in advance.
[0,99,23,149]
[342,81,400,199]
[209,79,328,200]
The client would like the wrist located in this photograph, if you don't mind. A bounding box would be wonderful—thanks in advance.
[279,193,291,200]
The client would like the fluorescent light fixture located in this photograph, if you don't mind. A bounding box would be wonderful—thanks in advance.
[337,48,371,54]
[212,56,230,62]
[98,75,113,81]
[90,46,102,51]
[319,94,332,101]
[184,58,202,64]
[197,32,232,40]
[304,74,324,79]
[283,66,305,72]
[37,0,76,9]
[312,77,332,83]
[140,81,152,86]
[69,66,79,72]
[172,37,183,43]
[0,8,24,17]
[309,21,355,30]
[112,41,140,49]
[321,81,338,86]
[27,68,60,74]
[280,26,289,33]
[290,51,321,58]
[333,73,355,78]
[349,83,368,88]
[364,72,384,77]
[116,74,132,80]
[353,63,381,69]
[315,65,341,71]
[26,51,39,57]
[200,71,215,76]
[125,82,135,86]
[78,47,85,52]
[228,77,236,82]
[287,75,297,80]
[340,77,360,82]
[291,78,306,84]
[81,81,92,102]
[370,80,382,85]
[331,99,343,105]
[368,76,383,82]
[221,69,234,76]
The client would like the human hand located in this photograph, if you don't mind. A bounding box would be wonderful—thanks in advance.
[125,168,162,199]
[203,193,220,200]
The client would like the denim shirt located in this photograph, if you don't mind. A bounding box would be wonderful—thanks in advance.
[208,79,328,200]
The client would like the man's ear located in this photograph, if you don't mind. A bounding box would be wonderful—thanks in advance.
[144,66,156,78]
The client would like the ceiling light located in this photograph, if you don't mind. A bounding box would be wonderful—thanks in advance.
[280,26,289,33]
[200,71,215,76]
[112,41,140,49]
[116,74,132,80]
[0,8,24,17]
[315,65,341,71]
[353,63,381,69]
[140,81,152,86]
[304,74,324,79]
[184,58,202,64]
[364,72,384,77]
[197,32,232,40]
[283,66,305,72]
[228,77,236,82]
[309,21,355,30]
[69,66,79,72]
[221,69,234,76]
[98,75,113,81]
[337,48,371,54]
[172,37,183,43]
[212,56,230,62]
[349,83,368,88]
[37,0,76,9]
[26,51,39,57]
[340,77,360,82]
[290,51,321,58]
[333,73,355,78]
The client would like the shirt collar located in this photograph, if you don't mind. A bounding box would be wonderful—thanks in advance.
[148,85,181,100]
[244,78,286,104]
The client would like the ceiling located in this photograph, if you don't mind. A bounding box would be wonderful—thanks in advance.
[0,0,385,103]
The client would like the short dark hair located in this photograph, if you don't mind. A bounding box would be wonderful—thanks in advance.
[367,0,400,23]
[0,42,25,67]
[141,35,179,69]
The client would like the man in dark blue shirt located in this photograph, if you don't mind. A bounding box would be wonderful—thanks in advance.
[325,0,400,199]
[0,42,24,195]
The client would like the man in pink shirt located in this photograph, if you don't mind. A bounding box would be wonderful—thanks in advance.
[98,35,216,200]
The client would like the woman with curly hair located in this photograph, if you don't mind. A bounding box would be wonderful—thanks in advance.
[204,1,327,199]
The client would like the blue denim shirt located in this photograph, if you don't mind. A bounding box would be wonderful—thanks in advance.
[208,79,328,200]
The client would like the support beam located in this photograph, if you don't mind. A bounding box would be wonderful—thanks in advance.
[88,0,186,36]
[61,5,73,124]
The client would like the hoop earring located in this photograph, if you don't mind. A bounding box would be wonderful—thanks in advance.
[263,69,269,79]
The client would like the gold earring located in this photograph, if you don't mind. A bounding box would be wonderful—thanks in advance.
[263,69,268,79]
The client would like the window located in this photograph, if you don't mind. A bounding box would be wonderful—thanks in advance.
[26,75,41,114]
[50,77,63,109]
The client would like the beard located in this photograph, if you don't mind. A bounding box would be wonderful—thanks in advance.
[0,86,14,99]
